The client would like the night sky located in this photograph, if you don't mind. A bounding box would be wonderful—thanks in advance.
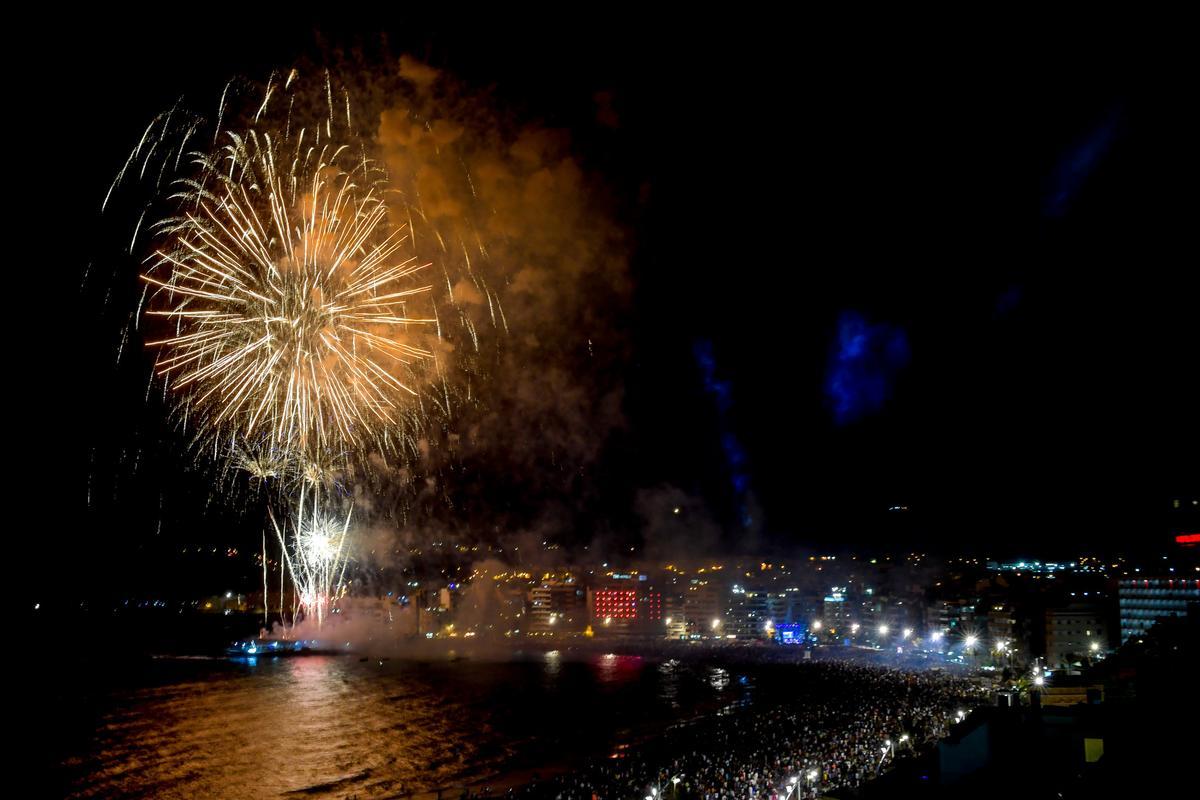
[18,18,1197,599]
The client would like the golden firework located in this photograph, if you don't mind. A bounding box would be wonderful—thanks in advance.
[143,121,434,466]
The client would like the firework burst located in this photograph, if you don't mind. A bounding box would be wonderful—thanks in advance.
[270,483,352,628]
[234,441,288,482]
[102,68,525,632]
[143,116,436,470]
[123,76,447,631]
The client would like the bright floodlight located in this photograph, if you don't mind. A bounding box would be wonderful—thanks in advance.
[903,627,913,639]
[851,623,860,633]
[812,620,823,630]
[1090,641,1100,652]
[711,618,721,630]
[1034,676,1045,686]
[878,624,889,636]
[930,631,943,642]
[964,634,978,649]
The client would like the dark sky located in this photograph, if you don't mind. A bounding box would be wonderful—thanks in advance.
[17,17,1197,597]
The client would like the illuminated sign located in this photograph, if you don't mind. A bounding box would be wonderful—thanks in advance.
[774,623,806,645]
[592,590,661,620]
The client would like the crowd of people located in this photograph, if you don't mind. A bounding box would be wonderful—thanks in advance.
[506,659,985,800]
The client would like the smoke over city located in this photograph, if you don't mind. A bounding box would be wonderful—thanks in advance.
[297,55,637,555]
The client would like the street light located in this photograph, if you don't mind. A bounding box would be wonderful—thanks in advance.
[877,739,895,776]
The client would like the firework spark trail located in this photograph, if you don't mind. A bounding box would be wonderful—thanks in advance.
[106,65,599,629]
[105,69,519,516]
[142,124,437,471]
[117,75,457,629]
[269,484,352,628]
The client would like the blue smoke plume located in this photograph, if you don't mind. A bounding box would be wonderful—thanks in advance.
[994,284,1023,318]
[1043,106,1121,218]
[694,340,754,527]
[825,311,910,424]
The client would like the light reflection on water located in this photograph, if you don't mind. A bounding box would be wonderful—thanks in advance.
[657,659,681,708]
[543,650,561,679]
[57,651,747,799]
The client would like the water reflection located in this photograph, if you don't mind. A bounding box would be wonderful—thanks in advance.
[58,653,761,799]
[657,658,681,708]
[708,666,730,690]
[595,652,642,684]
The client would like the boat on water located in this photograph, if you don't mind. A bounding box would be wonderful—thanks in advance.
[225,637,354,658]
